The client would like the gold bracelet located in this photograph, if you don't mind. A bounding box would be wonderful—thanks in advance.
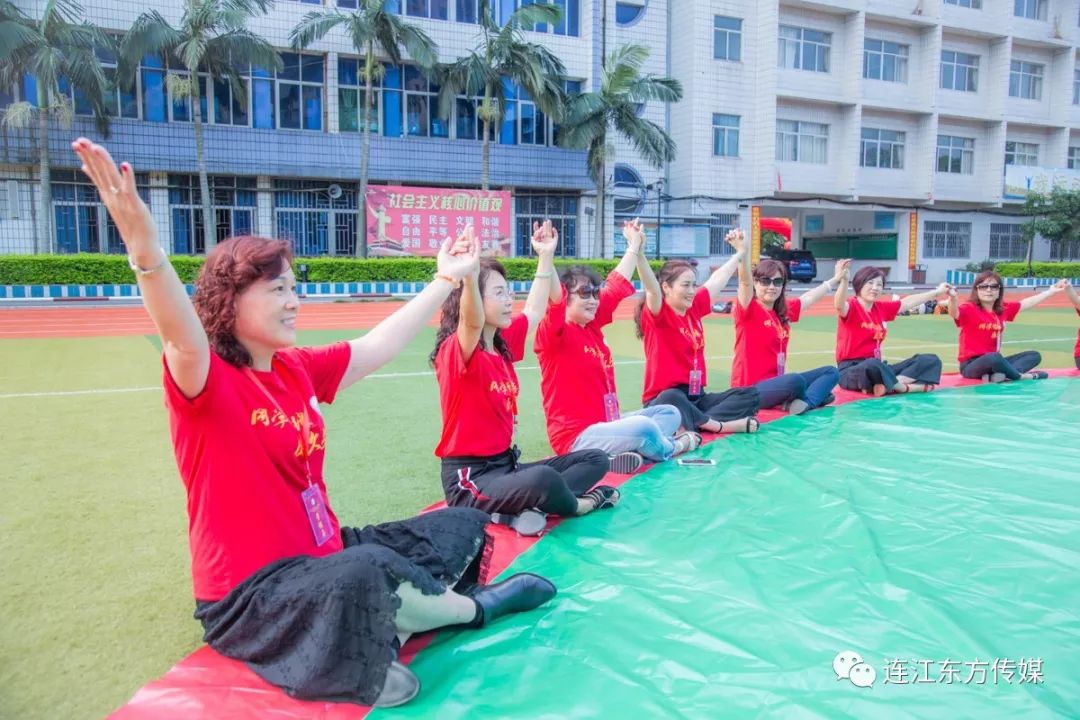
[433,272,460,287]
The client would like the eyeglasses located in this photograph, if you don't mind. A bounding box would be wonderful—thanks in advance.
[572,287,601,300]
[756,277,785,288]
[484,288,512,302]
[976,284,1001,291]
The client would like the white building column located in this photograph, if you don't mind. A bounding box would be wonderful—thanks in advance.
[149,172,172,254]
[257,175,274,238]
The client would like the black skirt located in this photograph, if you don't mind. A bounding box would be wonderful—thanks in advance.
[193,506,490,705]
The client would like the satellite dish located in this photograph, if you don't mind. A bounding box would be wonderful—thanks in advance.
[327,183,343,199]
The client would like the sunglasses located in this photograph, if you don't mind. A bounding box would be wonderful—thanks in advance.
[756,277,785,288]
[976,284,1001,291]
[572,287,601,300]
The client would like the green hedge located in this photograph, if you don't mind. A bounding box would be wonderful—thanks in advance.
[994,262,1080,278]
[0,254,665,285]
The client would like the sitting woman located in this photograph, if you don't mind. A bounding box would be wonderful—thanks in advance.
[535,218,699,475]
[947,271,1067,381]
[1068,281,1080,370]
[431,222,615,527]
[634,242,760,434]
[833,266,948,395]
[71,140,557,708]
[729,229,844,414]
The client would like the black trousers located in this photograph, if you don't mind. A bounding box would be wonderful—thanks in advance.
[440,447,609,517]
[960,351,1041,381]
[838,354,942,392]
[645,385,760,431]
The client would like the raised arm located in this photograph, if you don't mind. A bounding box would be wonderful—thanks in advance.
[946,284,960,319]
[614,218,646,282]
[1065,280,1080,309]
[834,263,851,318]
[626,219,663,315]
[341,229,479,390]
[799,259,850,309]
[703,243,744,303]
[899,282,950,314]
[73,139,210,399]
[727,229,753,309]
[1019,279,1068,311]
[523,220,559,328]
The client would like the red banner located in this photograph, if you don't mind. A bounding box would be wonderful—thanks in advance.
[365,185,513,256]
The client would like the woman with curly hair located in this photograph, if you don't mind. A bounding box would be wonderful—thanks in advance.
[70,138,556,709]
[431,222,615,530]
[946,271,1066,381]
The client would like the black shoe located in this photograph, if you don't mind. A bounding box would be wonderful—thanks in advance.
[373,660,420,708]
[470,572,557,627]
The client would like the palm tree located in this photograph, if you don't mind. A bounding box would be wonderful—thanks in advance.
[0,0,113,253]
[435,1,566,191]
[290,1,437,258]
[119,0,280,252]
[558,44,682,257]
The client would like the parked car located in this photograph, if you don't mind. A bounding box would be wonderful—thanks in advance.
[765,248,817,283]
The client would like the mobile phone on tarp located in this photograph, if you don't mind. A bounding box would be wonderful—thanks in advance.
[676,458,716,467]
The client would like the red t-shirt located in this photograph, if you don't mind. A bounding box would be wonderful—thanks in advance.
[1074,308,1080,358]
[163,343,351,601]
[640,287,712,403]
[954,301,1021,363]
[435,314,529,457]
[835,299,902,363]
[731,297,804,386]
[535,272,636,454]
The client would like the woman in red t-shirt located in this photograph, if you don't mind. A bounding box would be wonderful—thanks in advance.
[1067,282,1080,369]
[432,222,614,529]
[834,266,947,395]
[535,219,699,475]
[633,238,760,434]
[947,271,1066,382]
[72,139,556,709]
[730,230,845,413]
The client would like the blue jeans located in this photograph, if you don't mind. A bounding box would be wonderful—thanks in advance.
[755,366,840,409]
[570,404,682,461]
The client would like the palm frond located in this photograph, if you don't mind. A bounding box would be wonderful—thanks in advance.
[1,101,37,130]
[118,11,181,83]
[611,108,675,168]
[625,76,682,103]
[391,19,437,69]
[210,28,281,72]
[289,9,349,50]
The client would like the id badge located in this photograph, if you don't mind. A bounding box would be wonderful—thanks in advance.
[873,344,882,361]
[689,369,703,396]
[776,352,786,376]
[603,392,621,422]
[301,484,335,546]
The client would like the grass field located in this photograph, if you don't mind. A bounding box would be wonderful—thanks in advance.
[1,302,1078,719]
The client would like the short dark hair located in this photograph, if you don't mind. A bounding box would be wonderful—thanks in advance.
[851,266,887,297]
[559,265,602,294]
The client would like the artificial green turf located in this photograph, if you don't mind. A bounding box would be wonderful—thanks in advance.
[0,309,1077,719]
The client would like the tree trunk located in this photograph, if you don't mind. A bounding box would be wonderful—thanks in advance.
[480,83,492,192]
[192,80,214,253]
[37,82,51,254]
[358,44,374,258]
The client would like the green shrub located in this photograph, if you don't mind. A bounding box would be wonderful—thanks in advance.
[994,262,1080,278]
[0,254,666,285]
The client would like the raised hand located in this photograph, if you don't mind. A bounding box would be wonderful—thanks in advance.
[1051,278,1069,292]
[71,138,158,260]
[935,282,951,296]
[437,225,480,282]
[531,219,559,257]
[725,228,746,255]
[622,217,646,253]
[833,259,852,283]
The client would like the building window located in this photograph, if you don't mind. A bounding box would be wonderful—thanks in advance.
[940,50,979,92]
[52,170,149,254]
[778,25,831,73]
[936,135,975,174]
[713,16,742,61]
[945,0,981,7]
[273,53,324,131]
[923,221,971,259]
[712,114,740,157]
[989,223,1027,260]
[485,0,578,34]
[776,120,828,164]
[1074,70,1080,105]
[709,213,739,256]
[863,39,908,83]
[805,215,824,233]
[338,57,381,133]
[274,179,358,256]
[403,0,449,20]
[402,65,446,138]
[874,212,896,230]
[1009,60,1043,100]
[860,128,905,169]
[1005,141,1038,166]
[1068,146,1080,169]
[615,1,644,26]
[517,86,547,146]
[612,164,644,215]
[515,194,577,256]
[168,175,257,255]
[95,44,140,119]
[1013,0,1047,20]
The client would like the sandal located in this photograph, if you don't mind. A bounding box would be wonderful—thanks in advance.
[490,509,548,537]
[1026,371,1049,380]
[580,485,621,511]
[608,451,645,475]
[673,431,703,455]
[746,417,760,433]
